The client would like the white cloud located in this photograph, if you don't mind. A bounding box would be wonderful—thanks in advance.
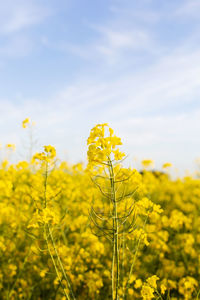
[0,35,34,57]
[109,1,161,24]
[0,0,52,60]
[54,47,200,124]
[94,27,153,63]
[0,0,51,35]
[174,0,200,17]
[96,27,149,49]
[58,26,155,65]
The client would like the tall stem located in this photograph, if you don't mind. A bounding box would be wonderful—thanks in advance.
[47,224,76,300]
[109,159,119,300]
[44,225,71,300]
[44,161,48,208]
[124,216,148,299]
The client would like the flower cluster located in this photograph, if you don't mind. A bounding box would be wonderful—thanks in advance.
[33,145,56,162]
[87,123,125,169]
[0,122,199,299]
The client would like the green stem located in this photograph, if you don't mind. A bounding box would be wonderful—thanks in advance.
[47,224,76,300]
[109,158,119,300]
[44,225,71,300]
[124,216,148,299]
[44,161,48,208]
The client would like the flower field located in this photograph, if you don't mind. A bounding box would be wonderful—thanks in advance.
[0,121,200,300]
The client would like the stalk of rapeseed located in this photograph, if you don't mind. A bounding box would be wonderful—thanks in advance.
[28,145,76,300]
[87,124,140,300]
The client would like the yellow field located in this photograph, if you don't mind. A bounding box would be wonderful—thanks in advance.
[0,121,199,299]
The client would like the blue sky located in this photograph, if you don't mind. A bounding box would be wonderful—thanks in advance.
[0,0,200,173]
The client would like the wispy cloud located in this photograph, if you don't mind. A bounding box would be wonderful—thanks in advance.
[0,0,51,35]
[57,25,156,65]
[51,0,159,65]
[110,5,160,24]
[0,0,52,61]
[175,0,200,17]
[93,26,154,63]
[0,35,34,57]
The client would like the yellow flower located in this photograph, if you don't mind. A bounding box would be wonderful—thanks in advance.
[113,149,125,161]
[32,145,56,163]
[134,279,142,289]
[147,275,159,289]
[178,276,198,299]
[128,288,134,295]
[8,264,17,277]
[6,143,16,151]
[141,284,155,300]
[40,269,48,278]
[22,118,30,128]
[44,145,56,159]
[162,162,172,169]
[142,159,154,168]
[161,284,167,294]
